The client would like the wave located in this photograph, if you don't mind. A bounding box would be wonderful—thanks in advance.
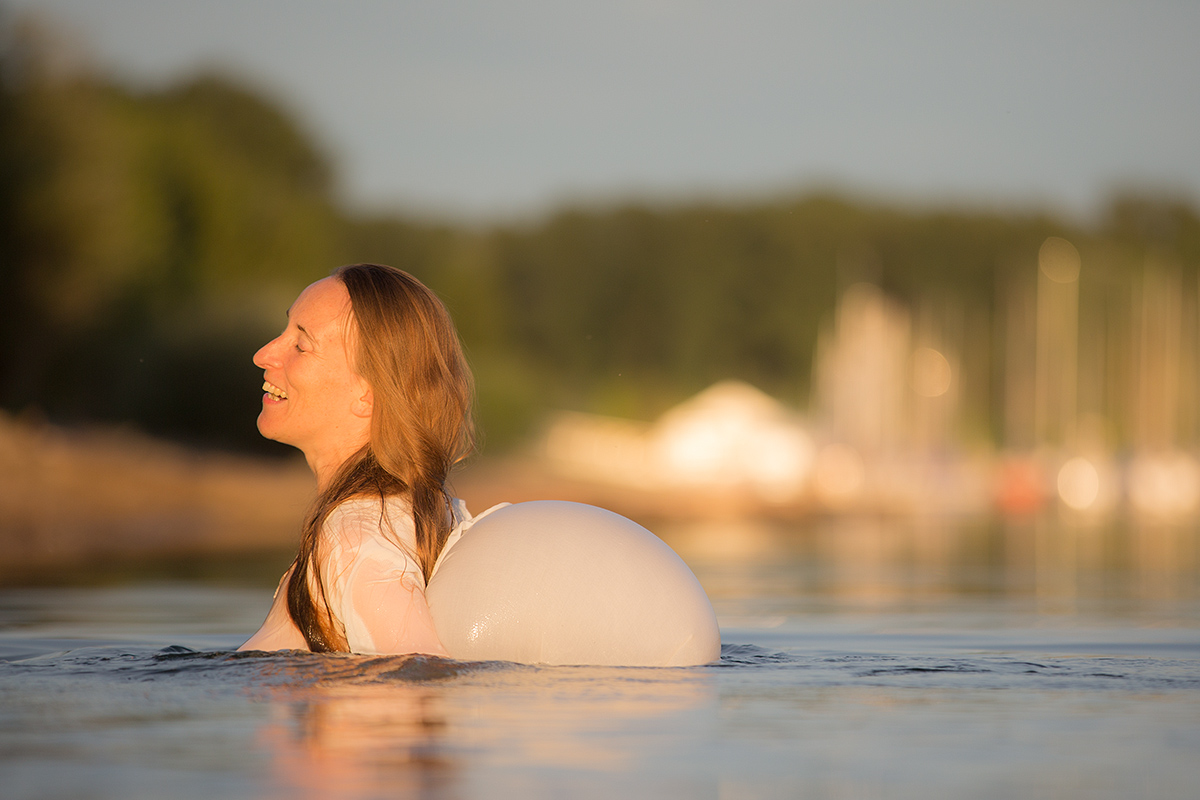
[3,640,1197,695]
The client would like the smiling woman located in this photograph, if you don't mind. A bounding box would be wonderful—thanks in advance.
[252,277,376,488]
[238,262,720,665]
[239,264,475,656]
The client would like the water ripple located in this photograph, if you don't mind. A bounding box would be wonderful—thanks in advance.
[716,643,798,666]
[3,641,1198,695]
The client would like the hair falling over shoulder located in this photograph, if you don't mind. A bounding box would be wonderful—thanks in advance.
[286,263,476,652]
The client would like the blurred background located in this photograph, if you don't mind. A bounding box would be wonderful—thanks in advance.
[1,1,1199,585]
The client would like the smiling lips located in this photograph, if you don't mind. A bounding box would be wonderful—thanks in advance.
[262,380,288,401]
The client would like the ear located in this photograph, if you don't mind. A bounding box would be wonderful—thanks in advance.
[352,380,373,419]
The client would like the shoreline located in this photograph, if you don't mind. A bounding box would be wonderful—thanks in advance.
[0,414,772,577]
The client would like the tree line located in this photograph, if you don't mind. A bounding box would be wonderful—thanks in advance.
[2,17,1197,454]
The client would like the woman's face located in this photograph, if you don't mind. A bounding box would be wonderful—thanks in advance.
[253,277,373,476]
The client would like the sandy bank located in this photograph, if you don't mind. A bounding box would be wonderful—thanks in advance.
[0,412,793,578]
[0,413,316,574]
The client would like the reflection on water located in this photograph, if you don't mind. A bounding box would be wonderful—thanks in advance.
[657,514,1200,617]
[1,514,1198,799]
[254,657,470,799]
[247,654,713,798]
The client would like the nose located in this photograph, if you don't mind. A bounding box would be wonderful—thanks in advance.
[253,336,282,369]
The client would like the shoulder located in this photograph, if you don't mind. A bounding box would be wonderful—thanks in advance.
[323,495,416,552]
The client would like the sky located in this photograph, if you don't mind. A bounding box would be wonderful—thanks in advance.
[6,0,1199,222]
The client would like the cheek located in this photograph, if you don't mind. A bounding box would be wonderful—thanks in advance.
[336,380,367,416]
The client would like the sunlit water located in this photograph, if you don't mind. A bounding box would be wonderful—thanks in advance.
[2,515,1198,799]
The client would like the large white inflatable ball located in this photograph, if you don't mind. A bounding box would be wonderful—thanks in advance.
[426,501,721,666]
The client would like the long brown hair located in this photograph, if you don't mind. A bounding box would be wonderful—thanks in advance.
[286,263,475,652]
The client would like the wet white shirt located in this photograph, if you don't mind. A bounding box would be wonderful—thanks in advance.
[317,494,470,655]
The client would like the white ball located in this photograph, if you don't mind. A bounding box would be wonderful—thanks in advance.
[426,501,721,666]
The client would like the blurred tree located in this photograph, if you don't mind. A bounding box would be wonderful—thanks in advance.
[0,16,339,451]
[1101,193,1200,262]
[2,13,1196,455]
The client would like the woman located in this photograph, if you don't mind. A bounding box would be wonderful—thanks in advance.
[239,263,474,655]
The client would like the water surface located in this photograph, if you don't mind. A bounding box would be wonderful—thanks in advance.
[2,515,1198,799]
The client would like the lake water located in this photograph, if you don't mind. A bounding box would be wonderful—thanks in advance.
[2,514,1198,799]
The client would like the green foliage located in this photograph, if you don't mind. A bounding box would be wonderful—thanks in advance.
[0,23,338,450]
[476,196,1103,426]
[2,19,1197,454]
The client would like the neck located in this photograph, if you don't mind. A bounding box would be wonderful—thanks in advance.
[307,440,367,494]
[308,454,338,494]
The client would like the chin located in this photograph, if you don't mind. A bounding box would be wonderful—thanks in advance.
[256,414,283,443]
